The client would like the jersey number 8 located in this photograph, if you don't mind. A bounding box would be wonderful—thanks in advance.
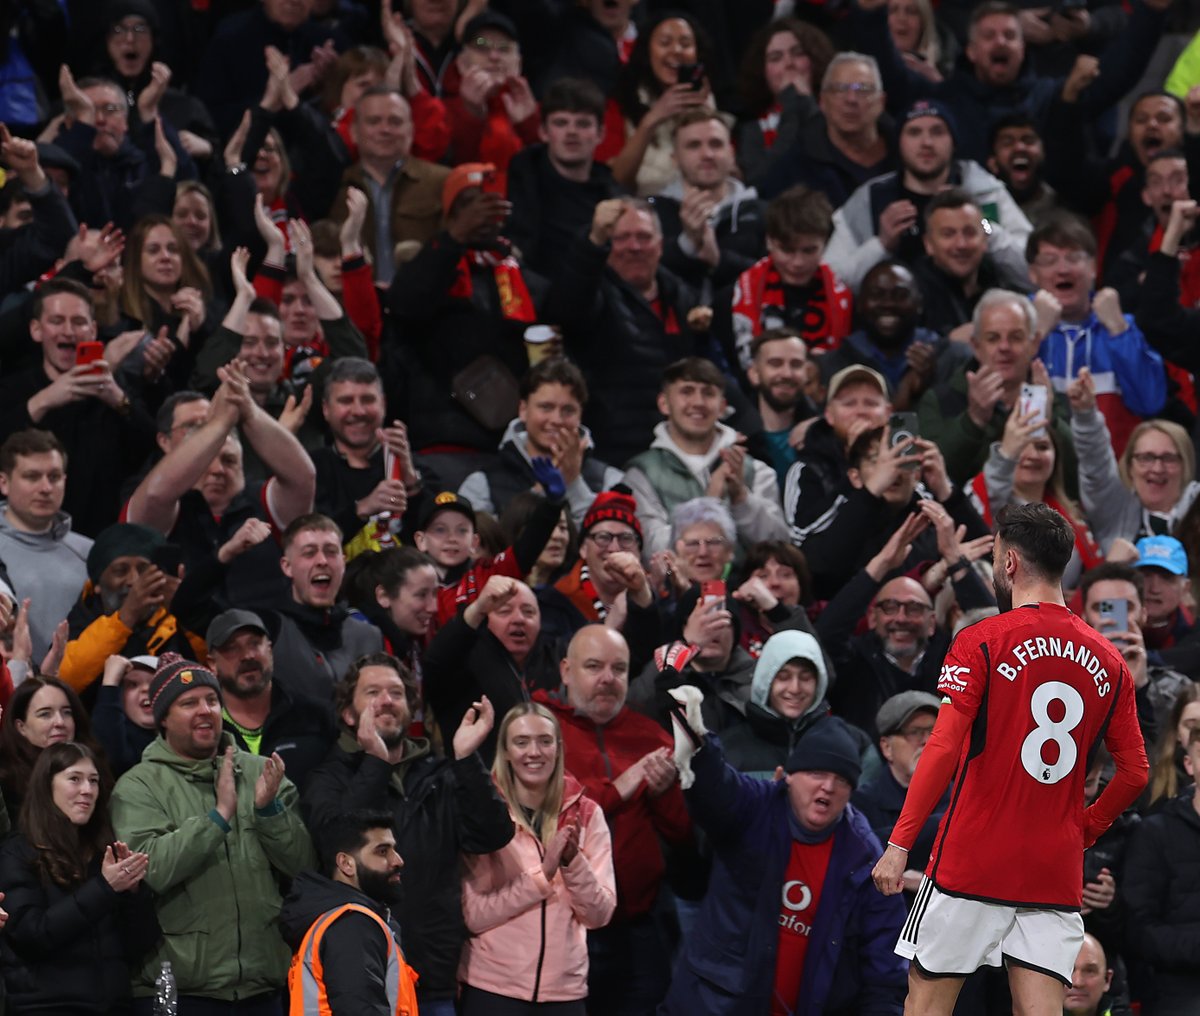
[1020,681,1085,785]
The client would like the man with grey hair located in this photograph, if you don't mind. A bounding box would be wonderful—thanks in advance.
[758,52,896,208]
[544,196,712,466]
[625,357,787,559]
[917,288,1077,485]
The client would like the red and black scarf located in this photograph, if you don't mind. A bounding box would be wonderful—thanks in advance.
[448,245,537,322]
[731,256,852,355]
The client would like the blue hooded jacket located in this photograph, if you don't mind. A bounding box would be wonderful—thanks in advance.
[662,733,908,1015]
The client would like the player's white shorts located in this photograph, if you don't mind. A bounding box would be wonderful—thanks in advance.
[896,877,1084,986]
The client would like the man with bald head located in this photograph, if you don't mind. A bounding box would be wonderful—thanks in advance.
[1064,934,1119,1016]
[540,625,692,1015]
[820,508,996,737]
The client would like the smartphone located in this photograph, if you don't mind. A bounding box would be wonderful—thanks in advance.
[676,62,705,91]
[75,341,105,374]
[1097,599,1128,635]
[700,579,726,605]
[889,411,920,468]
[150,543,185,576]
[1019,383,1049,438]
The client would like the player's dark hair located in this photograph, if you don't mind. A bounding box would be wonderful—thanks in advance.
[995,503,1074,581]
[1078,562,1145,607]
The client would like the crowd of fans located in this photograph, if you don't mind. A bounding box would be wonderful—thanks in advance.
[3,0,1200,1012]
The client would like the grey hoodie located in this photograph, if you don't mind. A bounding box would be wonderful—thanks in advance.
[750,629,829,720]
[0,505,92,658]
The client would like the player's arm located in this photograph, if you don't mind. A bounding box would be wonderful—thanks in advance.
[1084,664,1149,847]
[873,641,984,895]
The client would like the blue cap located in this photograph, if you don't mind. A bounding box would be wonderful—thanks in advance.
[1134,535,1189,576]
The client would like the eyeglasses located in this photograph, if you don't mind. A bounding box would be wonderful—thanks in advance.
[680,537,728,553]
[96,103,127,117]
[875,599,932,618]
[587,531,638,550]
[1031,250,1089,269]
[1131,451,1183,469]
[109,21,149,37]
[893,723,935,743]
[825,82,878,96]
[467,36,517,55]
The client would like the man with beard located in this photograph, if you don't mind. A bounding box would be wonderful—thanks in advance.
[820,260,970,410]
[281,811,419,1016]
[853,691,947,894]
[873,503,1149,1016]
[744,328,818,484]
[825,98,1031,291]
[987,115,1059,227]
[112,650,315,1011]
[206,609,336,793]
[303,653,512,1016]
[311,357,430,551]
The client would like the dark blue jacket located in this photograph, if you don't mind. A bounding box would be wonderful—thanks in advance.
[662,736,907,1016]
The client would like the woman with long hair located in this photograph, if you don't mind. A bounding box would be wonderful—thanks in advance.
[973,402,1103,589]
[734,17,835,184]
[459,703,615,1015]
[1071,372,1200,549]
[607,11,724,195]
[0,742,152,1014]
[1146,684,1200,809]
[0,677,98,815]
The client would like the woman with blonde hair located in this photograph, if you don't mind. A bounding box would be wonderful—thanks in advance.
[459,702,615,1015]
[1146,683,1200,809]
[1069,371,1200,549]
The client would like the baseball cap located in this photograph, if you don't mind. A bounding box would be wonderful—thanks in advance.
[461,10,519,43]
[442,162,501,216]
[826,364,890,402]
[876,691,942,736]
[419,491,476,530]
[206,609,268,651]
[129,655,158,671]
[1134,535,1188,576]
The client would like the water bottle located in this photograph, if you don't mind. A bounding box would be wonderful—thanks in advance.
[153,960,177,1016]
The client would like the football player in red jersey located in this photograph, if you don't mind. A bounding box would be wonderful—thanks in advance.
[872,503,1148,1016]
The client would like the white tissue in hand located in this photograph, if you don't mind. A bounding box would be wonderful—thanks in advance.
[668,685,707,789]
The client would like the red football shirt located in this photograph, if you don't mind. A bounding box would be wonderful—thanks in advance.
[771,836,834,1016]
[907,603,1144,909]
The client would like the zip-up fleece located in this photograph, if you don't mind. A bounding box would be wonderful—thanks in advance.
[459,775,616,1002]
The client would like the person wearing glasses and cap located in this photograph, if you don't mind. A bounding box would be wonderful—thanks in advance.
[852,690,947,892]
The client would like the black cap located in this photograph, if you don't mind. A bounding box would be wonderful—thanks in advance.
[784,717,863,788]
[461,10,519,43]
[206,609,268,651]
[418,491,476,530]
[876,691,942,736]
